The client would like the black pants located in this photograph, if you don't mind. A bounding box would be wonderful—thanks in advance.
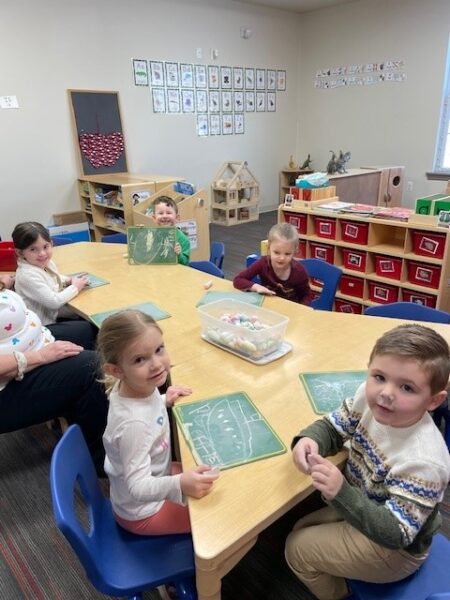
[0,351,107,466]
[48,319,98,350]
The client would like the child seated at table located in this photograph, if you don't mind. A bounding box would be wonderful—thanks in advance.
[151,196,190,265]
[233,222,313,305]
[285,323,450,600]
[98,309,219,535]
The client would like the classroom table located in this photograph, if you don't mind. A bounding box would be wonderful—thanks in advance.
[55,242,450,600]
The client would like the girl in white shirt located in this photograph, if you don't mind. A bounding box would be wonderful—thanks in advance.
[98,309,219,535]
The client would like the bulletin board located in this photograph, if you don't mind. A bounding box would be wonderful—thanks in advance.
[69,90,128,176]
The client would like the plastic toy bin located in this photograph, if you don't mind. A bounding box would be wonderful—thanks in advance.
[334,299,363,314]
[309,242,334,263]
[407,261,441,289]
[313,216,336,240]
[374,255,402,280]
[342,248,366,273]
[368,282,399,304]
[0,241,17,271]
[340,274,364,298]
[402,289,437,308]
[285,213,307,234]
[197,298,289,360]
[412,231,446,259]
[341,221,369,245]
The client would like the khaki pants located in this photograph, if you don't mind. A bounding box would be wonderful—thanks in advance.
[285,505,427,600]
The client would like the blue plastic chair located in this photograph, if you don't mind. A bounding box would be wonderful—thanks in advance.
[364,302,450,324]
[189,260,224,278]
[210,241,225,270]
[348,533,450,600]
[101,232,127,244]
[50,425,197,600]
[51,236,75,246]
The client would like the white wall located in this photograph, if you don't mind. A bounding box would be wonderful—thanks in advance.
[296,0,450,207]
[0,0,301,238]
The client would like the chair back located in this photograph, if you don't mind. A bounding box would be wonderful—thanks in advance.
[210,241,225,270]
[300,258,342,311]
[364,302,450,324]
[101,233,127,244]
[189,260,224,278]
[51,236,74,246]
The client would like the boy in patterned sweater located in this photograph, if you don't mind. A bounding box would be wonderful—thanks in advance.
[285,324,450,600]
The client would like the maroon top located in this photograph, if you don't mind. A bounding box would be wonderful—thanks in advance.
[233,256,313,305]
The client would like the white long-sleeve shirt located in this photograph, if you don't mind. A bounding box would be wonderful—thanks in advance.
[14,258,79,325]
[103,383,183,521]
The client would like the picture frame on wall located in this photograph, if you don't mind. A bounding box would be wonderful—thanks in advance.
[181,89,195,112]
[150,61,164,87]
[208,65,219,88]
[234,91,244,112]
[197,114,208,137]
[221,66,232,89]
[151,88,166,113]
[209,90,220,112]
[196,89,208,113]
[267,91,276,112]
[180,63,194,88]
[132,59,149,86]
[267,69,276,90]
[167,88,181,113]
[165,62,179,87]
[256,91,266,111]
[245,68,255,89]
[234,113,244,134]
[195,64,207,88]
[233,67,244,89]
[222,114,233,135]
[256,69,266,90]
[210,114,221,135]
[277,69,287,91]
[221,91,232,112]
[245,91,255,112]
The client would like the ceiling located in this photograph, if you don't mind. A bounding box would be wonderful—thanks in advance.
[237,0,358,13]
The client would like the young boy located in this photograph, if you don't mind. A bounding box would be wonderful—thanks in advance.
[285,324,450,600]
[151,196,190,265]
[233,222,313,305]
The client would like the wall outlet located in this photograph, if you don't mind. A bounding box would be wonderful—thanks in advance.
[406,180,414,192]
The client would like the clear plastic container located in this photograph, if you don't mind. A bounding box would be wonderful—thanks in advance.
[197,298,289,360]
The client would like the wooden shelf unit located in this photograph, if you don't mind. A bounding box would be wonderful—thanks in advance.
[211,161,260,226]
[278,204,450,314]
[279,168,314,203]
[78,173,180,241]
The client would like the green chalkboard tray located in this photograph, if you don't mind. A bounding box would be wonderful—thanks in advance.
[300,370,367,415]
[127,226,177,265]
[196,290,264,307]
[173,392,286,470]
[89,301,170,328]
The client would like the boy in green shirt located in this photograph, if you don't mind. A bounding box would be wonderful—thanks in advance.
[151,196,190,265]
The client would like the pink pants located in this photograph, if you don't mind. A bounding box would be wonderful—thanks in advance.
[114,462,191,535]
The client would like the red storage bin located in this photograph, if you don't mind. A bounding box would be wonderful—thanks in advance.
[309,242,334,263]
[334,299,363,314]
[412,230,446,259]
[295,239,307,259]
[286,213,307,234]
[368,281,399,304]
[402,289,437,308]
[0,241,17,271]
[341,220,369,245]
[342,248,367,272]
[313,216,336,240]
[340,274,365,298]
[407,261,441,289]
[374,255,402,280]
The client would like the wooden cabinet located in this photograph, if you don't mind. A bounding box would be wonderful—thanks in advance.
[78,173,180,241]
[278,168,313,204]
[278,204,450,313]
[328,166,404,207]
[211,161,260,226]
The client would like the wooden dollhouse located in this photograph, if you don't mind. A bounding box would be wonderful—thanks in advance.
[211,161,260,226]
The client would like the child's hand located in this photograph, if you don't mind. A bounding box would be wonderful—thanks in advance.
[0,274,15,289]
[180,465,219,499]
[292,437,319,474]
[251,283,276,296]
[308,454,343,500]
[174,242,181,256]
[71,274,89,291]
[165,384,192,407]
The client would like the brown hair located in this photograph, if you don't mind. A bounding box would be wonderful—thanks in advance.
[151,195,178,214]
[369,323,450,394]
[12,222,51,251]
[268,222,299,253]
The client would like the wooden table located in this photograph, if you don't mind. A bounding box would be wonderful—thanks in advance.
[55,242,450,600]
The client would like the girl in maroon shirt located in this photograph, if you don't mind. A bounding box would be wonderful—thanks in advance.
[233,223,313,305]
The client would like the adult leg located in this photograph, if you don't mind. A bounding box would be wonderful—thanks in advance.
[285,505,426,600]
[0,350,107,464]
[47,319,97,349]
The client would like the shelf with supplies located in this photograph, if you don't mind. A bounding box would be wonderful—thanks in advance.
[211,160,260,226]
[278,204,450,314]
[278,168,314,204]
[78,173,181,241]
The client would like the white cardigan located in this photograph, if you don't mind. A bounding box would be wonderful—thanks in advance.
[14,258,79,325]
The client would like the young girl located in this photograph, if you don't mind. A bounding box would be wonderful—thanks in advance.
[12,222,93,346]
[233,222,313,305]
[97,309,219,535]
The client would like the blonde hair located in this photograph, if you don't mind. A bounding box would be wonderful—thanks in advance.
[97,310,162,392]
[369,324,450,394]
[268,223,299,253]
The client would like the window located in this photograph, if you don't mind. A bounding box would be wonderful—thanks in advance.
[434,37,450,173]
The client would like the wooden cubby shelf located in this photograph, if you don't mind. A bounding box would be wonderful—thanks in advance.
[278,204,450,314]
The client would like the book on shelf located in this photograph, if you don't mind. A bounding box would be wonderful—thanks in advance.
[370,206,415,221]
[315,200,353,211]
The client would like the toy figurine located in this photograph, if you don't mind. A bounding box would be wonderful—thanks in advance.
[288,155,297,169]
[300,154,312,170]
